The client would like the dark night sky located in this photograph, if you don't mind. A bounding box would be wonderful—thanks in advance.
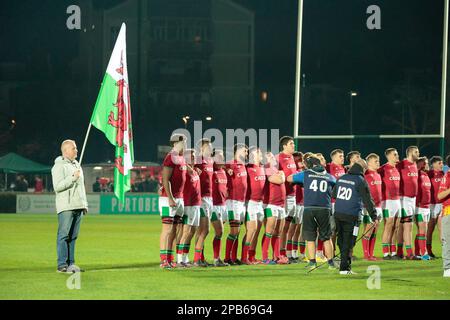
[0,0,447,165]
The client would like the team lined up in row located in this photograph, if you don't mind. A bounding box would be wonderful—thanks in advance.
[158,134,450,268]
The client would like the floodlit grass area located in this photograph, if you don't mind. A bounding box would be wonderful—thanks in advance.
[0,214,448,300]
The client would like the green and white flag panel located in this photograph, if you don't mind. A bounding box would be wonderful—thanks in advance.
[90,23,134,203]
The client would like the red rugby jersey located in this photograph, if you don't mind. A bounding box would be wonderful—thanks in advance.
[416,170,431,208]
[378,163,401,201]
[365,169,382,207]
[212,168,228,206]
[225,160,248,202]
[397,159,418,198]
[195,156,214,198]
[161,151,187,198]
[264,164,286,207]
[183,169,202,206]
[246,164,266,202]
[428,169,444,204]
[277,152,297,197]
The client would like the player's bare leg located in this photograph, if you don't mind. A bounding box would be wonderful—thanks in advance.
[280,218,291,259]
[262,217,276,263]
[160,220,174,267]
[427,217,437,257]
[291,223,301,261]
[195,216,210,264]
[211,219,227,266]
[242,220,257,264]
[415,218,428,258]
[225,221,240,264]
[391,217,401,259]
[272,218,287,263]
[178,224,196,266]
[285,220,296,260]
[249,220,263,264]
[382,217,394,259]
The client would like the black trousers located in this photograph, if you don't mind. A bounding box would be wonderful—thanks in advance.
[335,213,359,271]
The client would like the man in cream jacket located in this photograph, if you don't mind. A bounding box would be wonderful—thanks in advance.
[52,140,88,273]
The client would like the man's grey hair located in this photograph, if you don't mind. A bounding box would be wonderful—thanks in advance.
[61,140,76,153]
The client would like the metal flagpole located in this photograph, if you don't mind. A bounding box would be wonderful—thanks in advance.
[78,123,92,166]
[293,0,304,139]
[440,0,449,157]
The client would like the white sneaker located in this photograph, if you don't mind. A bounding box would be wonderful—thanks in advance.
[67,264,84,273]
[339,270,357,275]
[444,269,450,278]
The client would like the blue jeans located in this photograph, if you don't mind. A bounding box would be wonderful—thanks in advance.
[57,210,83,268]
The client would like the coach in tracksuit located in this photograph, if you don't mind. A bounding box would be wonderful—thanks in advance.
[332,159,378,275]
[288,155,337,269]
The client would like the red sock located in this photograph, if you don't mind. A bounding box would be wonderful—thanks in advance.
[317,239,324,251]
[280,248,286,257]
[262,233,271,260]
[201,248,205,261]
[225,235,235,261]
[286,241,293,252]
[406,246,413,256]
[241,242,251,262]
[292,242,298,251]
[160,253,167,262]
[194,248,202,262]
[382,244,390,255]
[418,234,427,256]
[272,236,280,259]
[167,251,174,263]
[369,234,377,257]
[300,242,306,254]
[213,237,221,259]
[390,244,396,255]
[249,249,256,261]
[414,235,420,256]
[397,244,404,256]
[231,236,239,261]
[362,238,370,258]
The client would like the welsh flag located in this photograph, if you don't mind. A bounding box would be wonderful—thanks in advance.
[90,23,134,203]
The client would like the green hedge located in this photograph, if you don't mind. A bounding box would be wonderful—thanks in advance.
[0,193,17,213]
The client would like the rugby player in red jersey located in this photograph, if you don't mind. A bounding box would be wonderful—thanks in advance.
[346,151,361,169]
[176,149,201,267]
[428,156,444,257]
[289,152,305,263]
[415,157,432,260]
[242,147,266,264]
[210,149,229,267]
[261,151,287,264]
[277,137,298,263]
[362,153,383,261]
[378,148,402,260]
[194,138,214,266]
[159,134,187,269]
[325,149,346,261]
[396,146,420,260]
[224,144,248,265]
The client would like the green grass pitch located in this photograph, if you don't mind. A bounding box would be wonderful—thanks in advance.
[0,213,449,300]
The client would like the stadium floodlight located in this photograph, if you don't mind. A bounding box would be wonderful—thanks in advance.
[293,0,449,155]
[206,116,212,121]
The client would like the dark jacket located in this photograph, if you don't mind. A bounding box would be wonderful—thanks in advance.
[332,163,377,220]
